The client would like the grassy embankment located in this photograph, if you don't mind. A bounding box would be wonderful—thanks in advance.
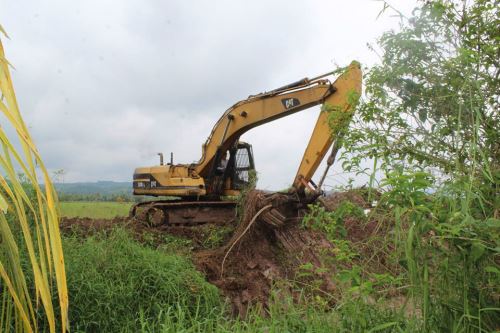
[60,219,418,333]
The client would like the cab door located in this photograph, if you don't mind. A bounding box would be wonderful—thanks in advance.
[231,142,255,189]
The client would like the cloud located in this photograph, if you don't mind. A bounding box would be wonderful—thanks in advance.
[0,0,417,188]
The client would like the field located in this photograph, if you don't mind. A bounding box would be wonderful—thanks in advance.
[59,201,133,219]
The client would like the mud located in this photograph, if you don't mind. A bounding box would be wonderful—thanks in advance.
[60,189,378,316]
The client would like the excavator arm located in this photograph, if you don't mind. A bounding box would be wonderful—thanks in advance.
[293,62,362,191]
[195,61,362,193]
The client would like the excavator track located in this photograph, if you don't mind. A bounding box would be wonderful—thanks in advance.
[129,200,237,227]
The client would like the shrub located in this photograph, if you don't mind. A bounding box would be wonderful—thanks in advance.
[62,228,222,332]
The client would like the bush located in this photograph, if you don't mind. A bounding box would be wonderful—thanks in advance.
[62,228,222,332]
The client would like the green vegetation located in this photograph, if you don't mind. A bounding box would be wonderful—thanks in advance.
[302,173,500,332]
[61,227,422,333]
[54,181,131,195]
[60,201,132,219]
[55,181,137,202]
[62,229,221,332]
[199,224,234,249]
[303,201,365,240]
[0,29,68,331]
[3,1,499,332]
[332,0,500,331]
[141,295,418,333]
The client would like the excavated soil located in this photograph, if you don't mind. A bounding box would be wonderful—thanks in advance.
[194,190,336,316]
[60,216,217,249]
[61,190,381,316]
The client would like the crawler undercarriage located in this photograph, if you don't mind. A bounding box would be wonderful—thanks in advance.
[129,200,237,227]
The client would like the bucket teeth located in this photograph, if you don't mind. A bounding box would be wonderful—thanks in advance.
[261,208,287,228]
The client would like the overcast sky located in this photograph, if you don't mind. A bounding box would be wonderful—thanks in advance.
[0,0,417,190]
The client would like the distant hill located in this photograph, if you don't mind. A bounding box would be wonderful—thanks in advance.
[54,181,132,195]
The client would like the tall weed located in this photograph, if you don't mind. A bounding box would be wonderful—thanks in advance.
[0,29,68,332]
[62,228,222,332]
[382,170,500,331]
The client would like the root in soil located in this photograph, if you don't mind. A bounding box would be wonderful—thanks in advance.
[194,190,335,316]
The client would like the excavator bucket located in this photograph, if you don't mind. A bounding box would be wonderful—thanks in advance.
[247,190,319,229]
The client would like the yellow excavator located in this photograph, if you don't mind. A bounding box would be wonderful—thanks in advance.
[130,61,362,226]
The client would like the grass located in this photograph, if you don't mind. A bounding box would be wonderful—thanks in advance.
[60,226,421,333]
[62,228,222,332]
[138,295,420,333]
[59,201,133,219]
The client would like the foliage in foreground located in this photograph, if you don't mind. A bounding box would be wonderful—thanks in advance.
[62,228,222,332]
[62,227,423,333]
[0,29,68,332]
[328,1,500,331]
[382,170,499,331]
[138,294,421,333]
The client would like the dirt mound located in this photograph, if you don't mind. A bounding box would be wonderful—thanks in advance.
[60,216,214,249]
[194,191,335,316]
[60,216,129,235]
[321,188,380,211]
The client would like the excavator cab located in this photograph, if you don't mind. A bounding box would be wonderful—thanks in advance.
[228,142,255,190]
[210,141,255,196]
